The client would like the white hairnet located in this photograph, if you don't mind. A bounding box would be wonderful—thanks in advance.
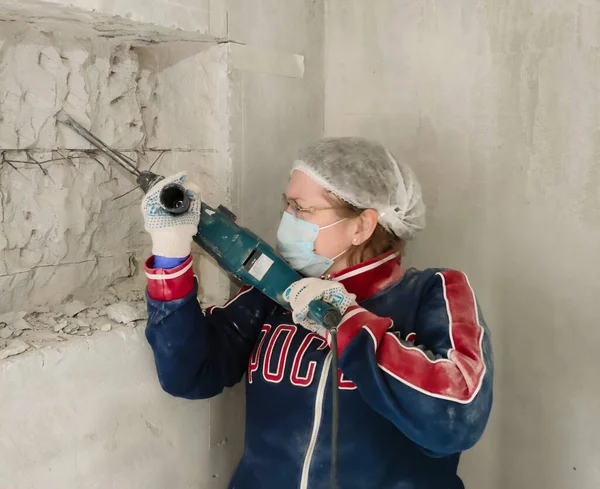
[292,137,425,239]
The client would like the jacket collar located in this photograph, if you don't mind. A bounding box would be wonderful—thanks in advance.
[328,250,404,302]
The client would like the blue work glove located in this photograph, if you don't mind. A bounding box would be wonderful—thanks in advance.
[141,172,202,258]
[284,278,357,335]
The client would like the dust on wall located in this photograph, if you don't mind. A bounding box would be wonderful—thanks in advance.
[0,0,215,43]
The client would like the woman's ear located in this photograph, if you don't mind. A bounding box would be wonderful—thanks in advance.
[352,209,379,245]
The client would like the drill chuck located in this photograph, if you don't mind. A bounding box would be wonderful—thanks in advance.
[137,171,191,215]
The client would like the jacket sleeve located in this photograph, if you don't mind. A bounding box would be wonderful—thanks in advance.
[334,269,493,456]
[144,255,273,400]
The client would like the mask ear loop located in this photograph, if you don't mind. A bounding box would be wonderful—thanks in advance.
[319,217,347,231]
[317,217,357,265]
[330,247,349,261]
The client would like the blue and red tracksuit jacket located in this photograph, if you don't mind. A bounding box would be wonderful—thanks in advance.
[144,251,493,489]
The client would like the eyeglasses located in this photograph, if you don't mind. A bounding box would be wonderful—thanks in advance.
[282,194,339,217]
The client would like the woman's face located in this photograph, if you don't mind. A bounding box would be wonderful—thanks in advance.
[283,170,358,274]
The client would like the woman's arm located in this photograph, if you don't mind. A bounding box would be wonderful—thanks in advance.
[144,255,273,399]
[286,270,493,456]
[334,269,493,456]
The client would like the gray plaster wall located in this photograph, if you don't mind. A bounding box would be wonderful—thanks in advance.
[325,1,600,488]
[0,327,243,489]
[228,0,325,242]
[0,1,326,487]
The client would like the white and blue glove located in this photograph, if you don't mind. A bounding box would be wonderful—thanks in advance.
[284,278,357,335]
[141,172,202,258]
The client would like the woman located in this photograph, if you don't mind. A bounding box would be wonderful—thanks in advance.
[142,138,493,489]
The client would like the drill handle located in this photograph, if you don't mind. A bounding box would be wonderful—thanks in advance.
[308,300,342,331]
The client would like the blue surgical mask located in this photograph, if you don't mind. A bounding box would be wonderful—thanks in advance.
[276,212,348,277]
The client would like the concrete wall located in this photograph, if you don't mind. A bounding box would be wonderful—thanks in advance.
[0,12,236,489]
[325,1,600,488]
[0,328,242,489]
[0,1,325,488]
[228,0,325,242]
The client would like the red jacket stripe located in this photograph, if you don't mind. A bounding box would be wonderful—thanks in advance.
[336,306,392,356]
[374,270,486,403]
[331,251,403,302]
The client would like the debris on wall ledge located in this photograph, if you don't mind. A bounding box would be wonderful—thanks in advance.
[0,2,221,45]
[0,286,148,360]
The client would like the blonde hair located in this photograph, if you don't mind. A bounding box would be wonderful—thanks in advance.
[326,193,405,266]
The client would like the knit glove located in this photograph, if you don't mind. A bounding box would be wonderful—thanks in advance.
[284,278,357,335]
[141,172,202,258]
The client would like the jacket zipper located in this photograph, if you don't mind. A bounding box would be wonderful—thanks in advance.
[300,351,332,489]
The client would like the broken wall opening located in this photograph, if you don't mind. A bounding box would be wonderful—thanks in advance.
[0,20,230,357]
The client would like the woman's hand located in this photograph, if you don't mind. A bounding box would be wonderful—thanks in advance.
[141,172,202,258]
[284,278,357,335]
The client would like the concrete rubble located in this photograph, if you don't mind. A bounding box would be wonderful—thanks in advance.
[106,302,146,324]
[0,339,30,360]
[63,300,88,317]
[0,288,148,360]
